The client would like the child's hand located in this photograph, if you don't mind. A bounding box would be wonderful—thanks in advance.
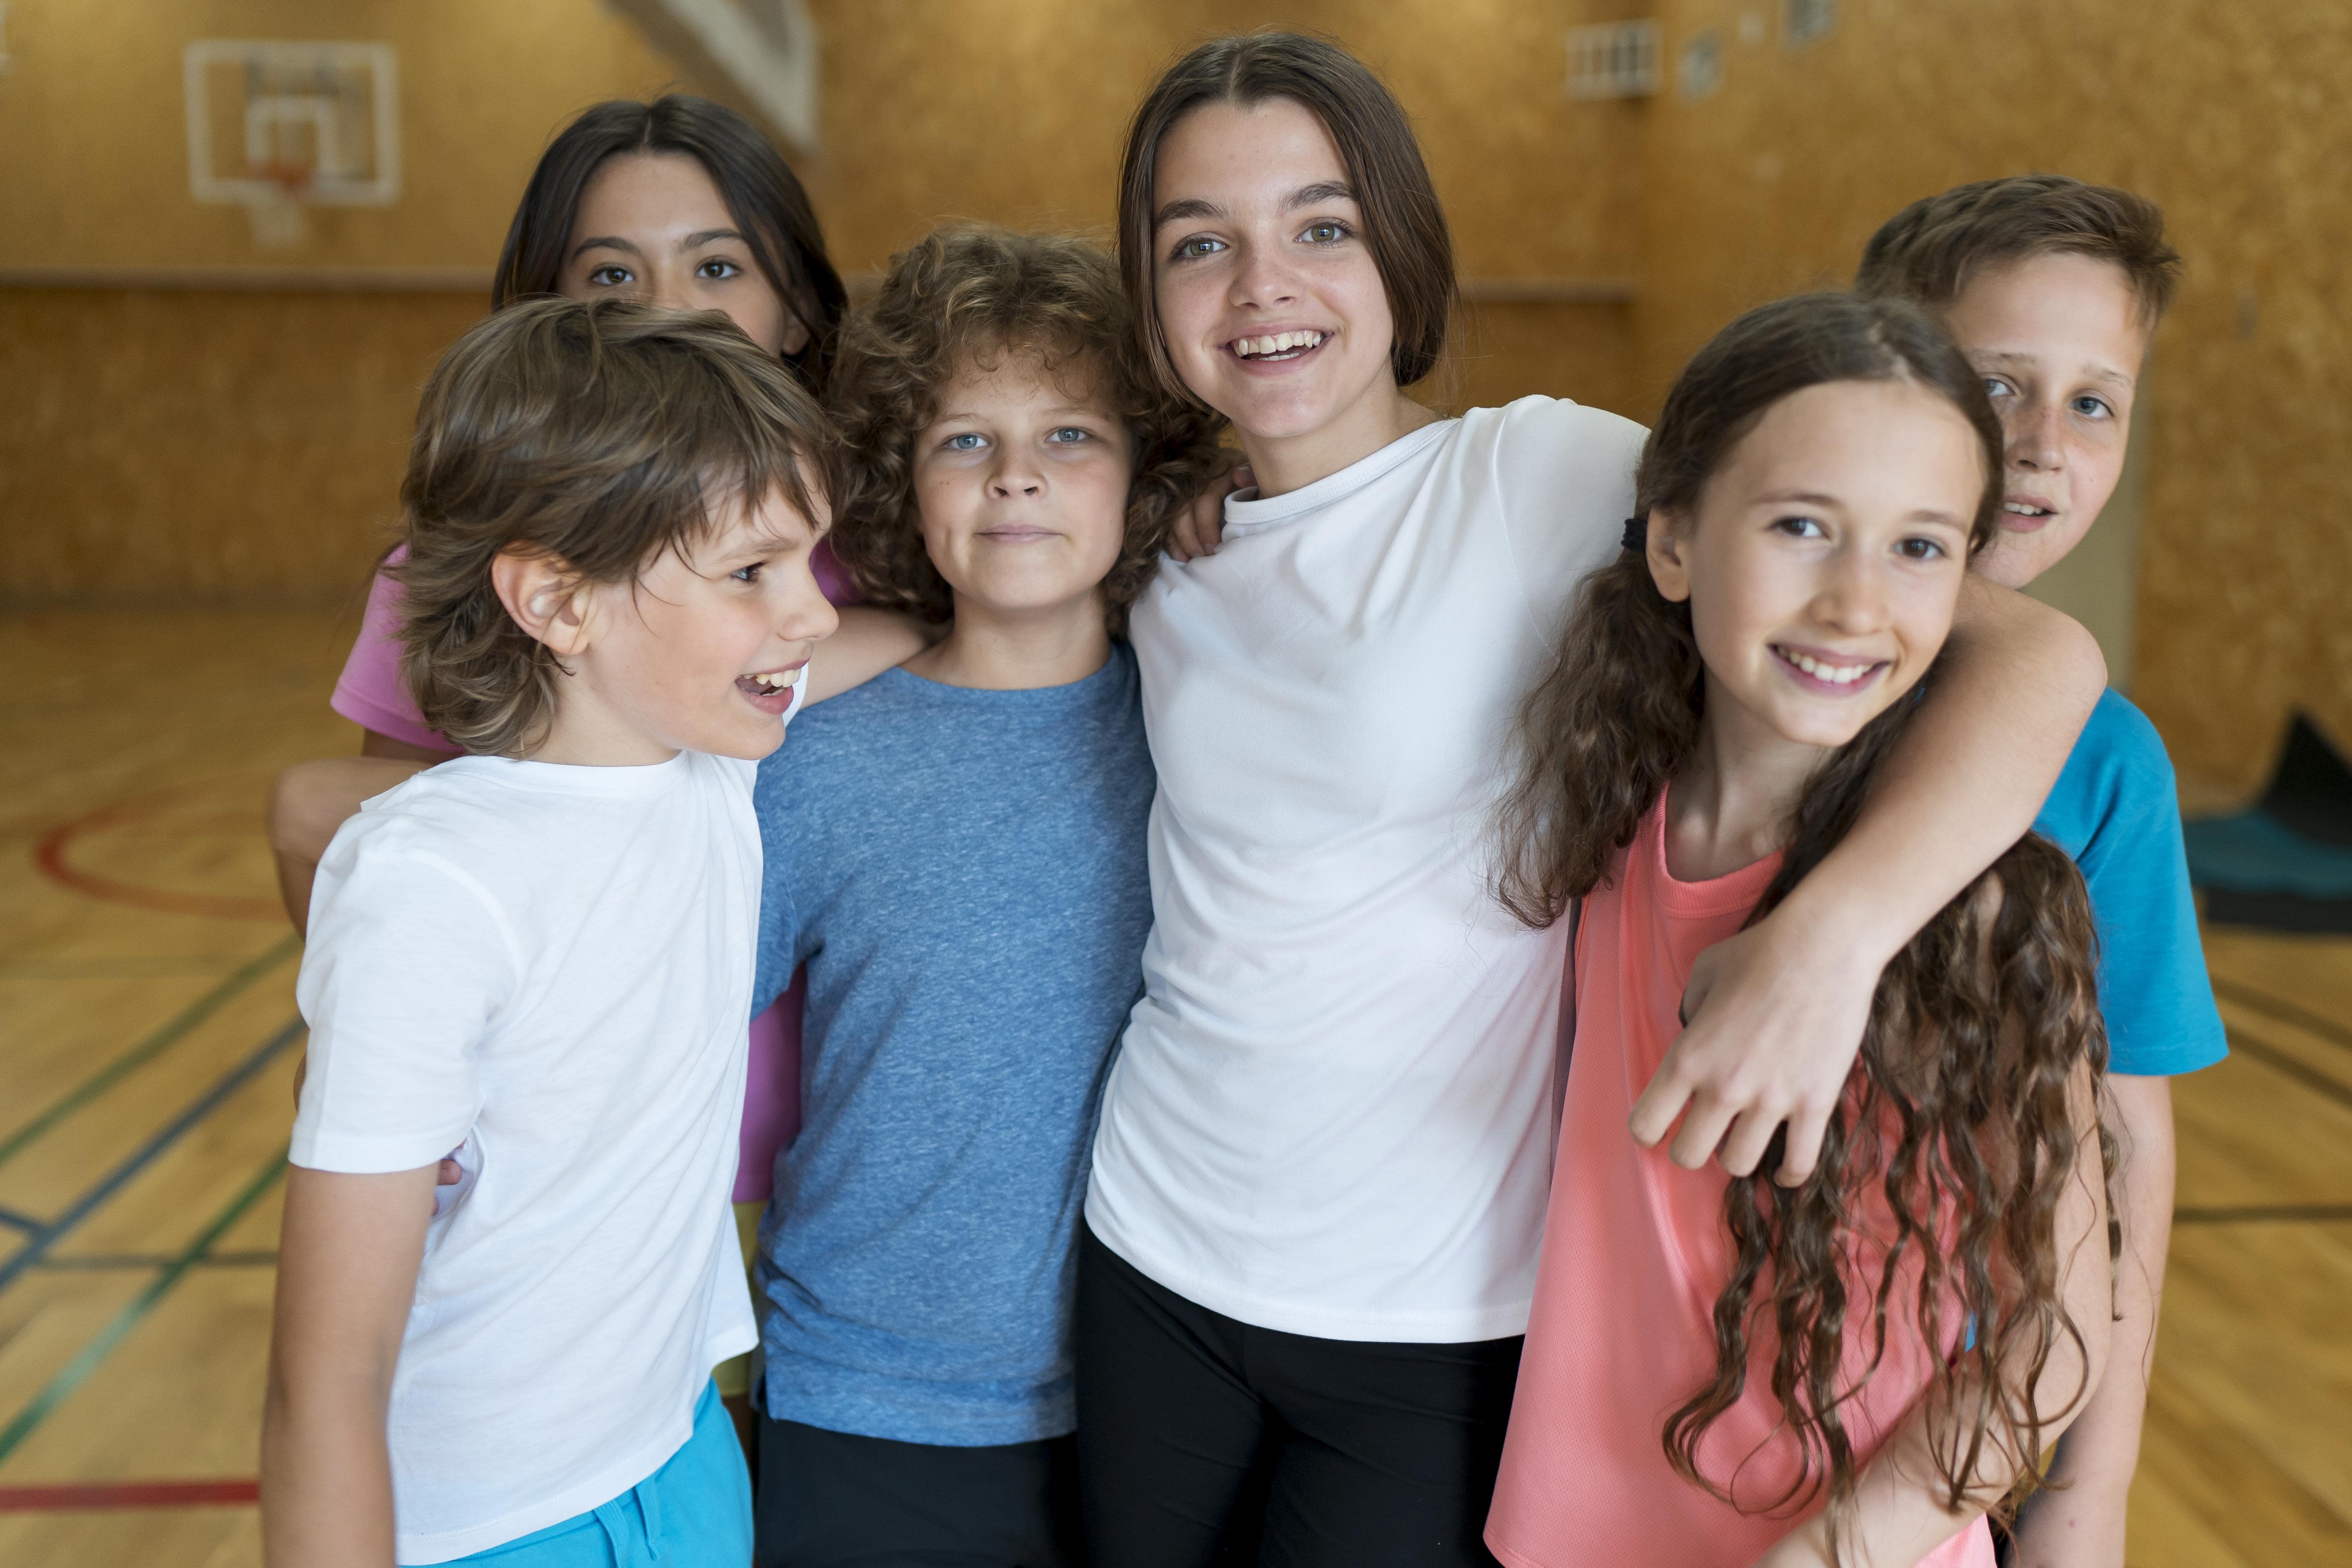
[1630,909,1881,1183]
[1167,455,1249,561]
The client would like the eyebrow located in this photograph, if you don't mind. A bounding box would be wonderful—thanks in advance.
[1975,349,2135,392]
[570,228,749,262]
[1152,180,1359,229]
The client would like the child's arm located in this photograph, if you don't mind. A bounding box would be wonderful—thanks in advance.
[261,1163,438,1568]
[1636,578,2106,1180]
[270,760,436,930]
[803,606,936,704]
[2006,1074,2173,1568]
[1750,1062,2115,1568]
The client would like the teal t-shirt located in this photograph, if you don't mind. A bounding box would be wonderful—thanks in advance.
[2032,689,2228,1077]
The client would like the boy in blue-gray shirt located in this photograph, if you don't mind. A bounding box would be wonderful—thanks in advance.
[1859,176,2227,1568]
[744,226,1220,1568]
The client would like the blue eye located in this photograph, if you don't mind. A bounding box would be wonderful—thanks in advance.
[1982,376,2014,400]
[731,563,763,583]
[2071,394,2113,419]
[945,432,987,451]
[1046,427,1089,444]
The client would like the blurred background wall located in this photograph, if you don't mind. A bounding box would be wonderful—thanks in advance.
[1,0,2344,794]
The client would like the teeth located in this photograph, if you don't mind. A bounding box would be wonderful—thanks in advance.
[1784,649,1872,685]
[749,670,794,689]
[2004,502,2051,515]
[1234,330,1326,358]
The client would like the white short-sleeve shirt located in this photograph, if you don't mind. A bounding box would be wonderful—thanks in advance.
[292,748,762,1563]
[1088,396,1646,1343]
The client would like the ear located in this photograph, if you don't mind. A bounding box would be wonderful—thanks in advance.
[490,550,595,659]
[1646,507,1695,605]
[776,296,814,357]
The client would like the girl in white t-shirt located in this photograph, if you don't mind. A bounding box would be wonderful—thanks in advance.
[263,298,837,1567]
[1074,32,2109,1568]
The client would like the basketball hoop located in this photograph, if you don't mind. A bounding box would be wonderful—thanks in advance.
[241,155,317,248]
[183,41,401,249]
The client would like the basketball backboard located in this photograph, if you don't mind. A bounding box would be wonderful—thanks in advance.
[183,40,401,246]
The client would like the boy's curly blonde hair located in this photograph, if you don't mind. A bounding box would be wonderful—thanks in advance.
[824,224,1225,634]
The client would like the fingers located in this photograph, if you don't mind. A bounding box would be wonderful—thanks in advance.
[1628,1062,1695,1149]
[1772,1100,1834,1186]
[1666,1095,1740,1172]
[1712,1105,1785,1178]
[436,1158,463,1186]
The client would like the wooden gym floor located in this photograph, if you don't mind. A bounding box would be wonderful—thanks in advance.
[0,608,2346,1566]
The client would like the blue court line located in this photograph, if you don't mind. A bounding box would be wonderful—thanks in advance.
[0,1208,40,1233]
[0,1146,287,1467]
[0,935,298,1175]
[0,1017,305,1299]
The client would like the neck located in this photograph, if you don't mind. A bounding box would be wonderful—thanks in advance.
[1236,379,1440,498]
[1663,674,1827,883]
[903,590,1112,691]
[523,678,680,767]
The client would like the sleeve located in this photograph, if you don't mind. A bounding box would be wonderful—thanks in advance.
[2075,703,2230,1078]
[290,824,519,1173]
[1491,396,1650,634]
[329,555,451,752]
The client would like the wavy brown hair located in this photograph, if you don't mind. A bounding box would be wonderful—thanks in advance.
[823,224,1225,634]
[1494,293,2111,1548]
[1855,173,2179,330]
[395,297,833,757]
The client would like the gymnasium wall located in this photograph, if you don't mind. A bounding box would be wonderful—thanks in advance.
[0,0,1637,607]
[1632,0,2352,793]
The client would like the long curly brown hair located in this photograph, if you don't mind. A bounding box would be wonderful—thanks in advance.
[1494,293,2113,1548]
[823,224,1225,634]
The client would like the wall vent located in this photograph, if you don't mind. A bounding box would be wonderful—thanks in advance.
[1566,21,1662,100]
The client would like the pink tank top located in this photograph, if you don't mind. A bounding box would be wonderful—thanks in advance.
[1485,799,1993,1568]
[327,540,862,1202]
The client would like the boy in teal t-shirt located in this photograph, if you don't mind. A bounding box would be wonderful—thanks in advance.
[1859,176,2226,1567]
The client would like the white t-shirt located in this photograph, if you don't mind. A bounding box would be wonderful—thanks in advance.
[291,748,762,1565]
[1088,396,1645,1343]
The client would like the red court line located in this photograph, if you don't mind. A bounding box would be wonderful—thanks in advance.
[0,1477,257,1510]
[32,794,283,922]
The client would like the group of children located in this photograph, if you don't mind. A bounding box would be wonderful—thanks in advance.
[258,29,2223,1568]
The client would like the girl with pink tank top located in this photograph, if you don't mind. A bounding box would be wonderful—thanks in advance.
[1485,294,2114,1568]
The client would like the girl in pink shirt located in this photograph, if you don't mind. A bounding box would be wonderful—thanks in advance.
[1485,293,2114,1568]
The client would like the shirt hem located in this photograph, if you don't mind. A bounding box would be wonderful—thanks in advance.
[759,1388,1074,1449]
[330,684,448,754]
[392,1413,693,1564]
[1087,1212,1533,1344]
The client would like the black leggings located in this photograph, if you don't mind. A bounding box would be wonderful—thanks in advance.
[1075,1227,1522,1568]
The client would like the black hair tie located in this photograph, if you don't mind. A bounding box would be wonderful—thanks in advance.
[1620,515,1646,554]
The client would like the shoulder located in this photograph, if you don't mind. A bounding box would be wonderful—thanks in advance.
[2040,690,2178,851]
[1464,395,1648,473]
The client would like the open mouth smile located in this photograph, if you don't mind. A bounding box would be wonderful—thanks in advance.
[1772,644,1887,695]
[1227,329,1330,365]
[2001,499,2058,532]
[736,664,804,715]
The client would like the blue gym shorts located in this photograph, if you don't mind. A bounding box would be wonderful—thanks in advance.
[437,1382,751,1567]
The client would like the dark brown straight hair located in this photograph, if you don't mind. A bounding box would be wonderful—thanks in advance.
[1855,174,2180,329]
[1494,292,2111,1553]
[396,298,834,757]
[824,225,1224,636]
[1115,31,1457,401]
[492,95,849,389]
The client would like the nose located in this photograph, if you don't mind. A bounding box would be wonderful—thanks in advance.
[1228,237,1302,312]
[2007,399,2063,473]
[1812,543,1891,635]
[988,449,1045,499]
[778,560,840,645]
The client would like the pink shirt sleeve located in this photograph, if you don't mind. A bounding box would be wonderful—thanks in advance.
[329,548,451,753]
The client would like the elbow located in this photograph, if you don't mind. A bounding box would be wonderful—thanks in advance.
[266,763,344,864]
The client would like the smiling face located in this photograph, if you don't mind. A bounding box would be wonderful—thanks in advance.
[1939,251,2149,588]
[1651,379,1985,756]
[563,482,838,763]
[910,350,1134,626]
[1150,98,1406,482]
[559,152,806,357]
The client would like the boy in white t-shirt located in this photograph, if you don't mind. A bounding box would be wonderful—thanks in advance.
[262,297,838,1568]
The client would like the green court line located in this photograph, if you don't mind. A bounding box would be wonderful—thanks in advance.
[0,1146,288,1467]
[0,934,298,1174]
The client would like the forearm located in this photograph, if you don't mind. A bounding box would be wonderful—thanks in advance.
[804,606,935,704]
[261,1166,434,1568]
[2011,1075,2174,1566]
[1777,578,2103,966]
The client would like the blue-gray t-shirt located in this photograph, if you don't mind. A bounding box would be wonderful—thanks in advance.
[2031,688,2227,1077]
[748,644,1154,1446]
